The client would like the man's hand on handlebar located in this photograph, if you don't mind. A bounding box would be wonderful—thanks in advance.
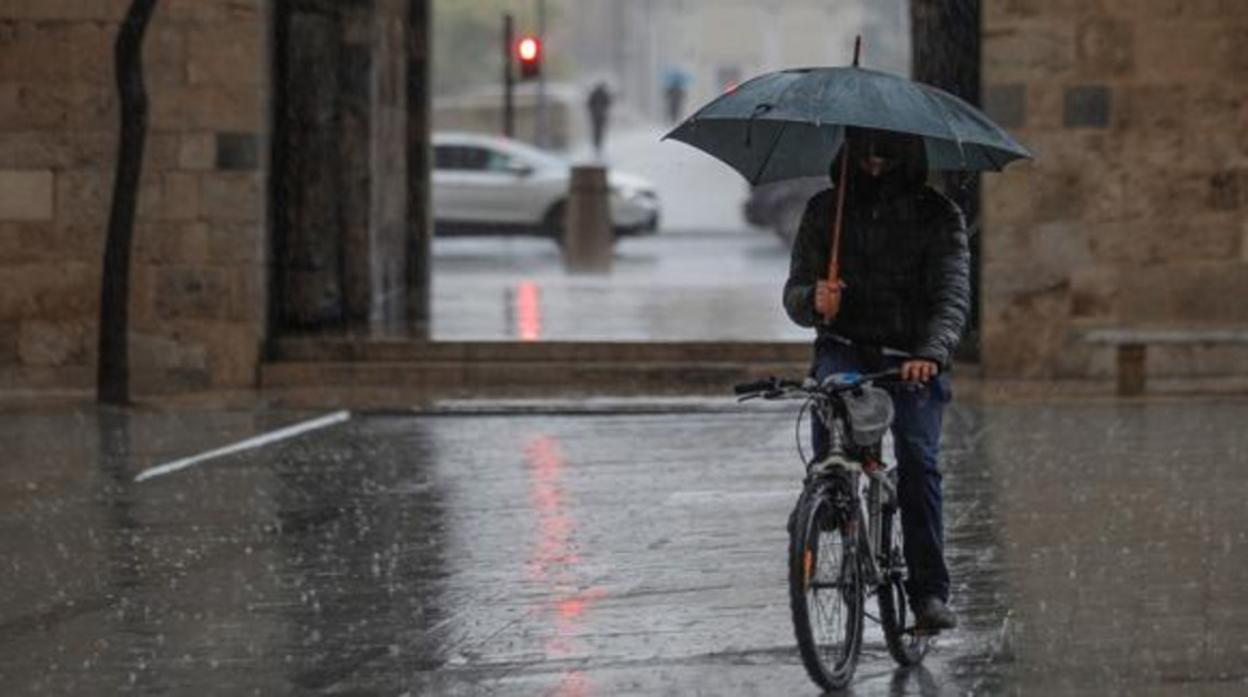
[900,359,938,384]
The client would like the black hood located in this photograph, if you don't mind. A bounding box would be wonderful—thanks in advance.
[830,128,929,199]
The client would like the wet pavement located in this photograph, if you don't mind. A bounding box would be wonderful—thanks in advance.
[3,397,1248,695]
[432,229,807,343]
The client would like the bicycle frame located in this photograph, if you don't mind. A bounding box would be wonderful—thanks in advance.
[807,397,898,589]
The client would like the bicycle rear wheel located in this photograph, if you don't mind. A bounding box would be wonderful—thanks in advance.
[788,486,863,691]
[878,506,931,666]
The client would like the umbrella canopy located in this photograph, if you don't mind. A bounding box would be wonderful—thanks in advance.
[664,66,1031,185]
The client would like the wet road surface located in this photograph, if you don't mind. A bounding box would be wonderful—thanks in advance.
[3,397,1248,695]
[432,229,807,343]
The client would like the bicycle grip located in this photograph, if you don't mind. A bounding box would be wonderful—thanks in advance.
[733,379,774,395]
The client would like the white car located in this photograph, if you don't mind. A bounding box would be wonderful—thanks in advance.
[432,132,660,242]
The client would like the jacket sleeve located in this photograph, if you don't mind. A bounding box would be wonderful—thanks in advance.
[782,193,828,328]
[913,197,971,367]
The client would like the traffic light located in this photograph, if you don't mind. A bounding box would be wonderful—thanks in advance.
[517,35,542,79]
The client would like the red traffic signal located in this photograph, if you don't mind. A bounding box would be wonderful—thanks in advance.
[517,35,541,79]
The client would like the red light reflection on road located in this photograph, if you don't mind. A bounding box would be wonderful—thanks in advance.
[515,280,542,341]
[523,435,605,686]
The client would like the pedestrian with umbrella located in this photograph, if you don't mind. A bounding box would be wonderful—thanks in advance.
[665,39,1029,633]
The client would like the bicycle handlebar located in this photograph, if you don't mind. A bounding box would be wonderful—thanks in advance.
[733,367,905,400]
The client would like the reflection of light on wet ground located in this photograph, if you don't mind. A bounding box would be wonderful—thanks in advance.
[515,281,542,341]
[523,435,603,693]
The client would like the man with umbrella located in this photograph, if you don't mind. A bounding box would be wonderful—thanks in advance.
[783,126,968,631]
[665,47,1028,634]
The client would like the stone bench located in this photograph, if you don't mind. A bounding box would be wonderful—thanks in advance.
[1080,327,1248,396]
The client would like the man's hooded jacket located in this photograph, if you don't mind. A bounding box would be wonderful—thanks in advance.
[782,133,971,368]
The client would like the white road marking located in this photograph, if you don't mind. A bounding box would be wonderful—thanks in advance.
[133,410,351,483]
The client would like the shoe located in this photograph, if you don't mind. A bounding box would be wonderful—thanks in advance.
[914,596,957,631]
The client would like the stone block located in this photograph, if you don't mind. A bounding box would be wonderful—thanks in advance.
[1114,84,1189,132]
[983,21,1076,83]
[1069,266,1120,320]
[1075,19,1134,78]
[981,280,1072,378]
[0,221,103,263]
[187,22,265,86]
[0,262,95,320]
[0,20,112,85]
[54,169,110,226]
[1116,262,1248,323]
[17,319,88,367]
[0,132,112,169]
[1242,218,1248,262]
[129,331,209,392]
[1133,21,1245,83]
[163,0,264,23]
[203,321,262,387]
[150,85,265,132]
[1123,169,1232,222]
[986,0,1109,23]
[161,172,200,221]
[0,320,16,364]
[144,23,186,89]
[0,170,53,221]
[1104,0,1248,19]
[984,83,1026,129]
[154,266,232,320]
[0,81,115,131]
[133,222,209,263]
[179,132,216,170]
[1063,85,1112,129]
[199,173,262,222]
[215,132,261,170]
[204,222,264,263]
[0,0,129,20]
[982,165,1039,225]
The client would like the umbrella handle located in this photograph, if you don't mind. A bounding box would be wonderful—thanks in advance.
[824,136,850,324]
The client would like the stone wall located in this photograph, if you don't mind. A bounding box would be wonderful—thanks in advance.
[982,1,1248,379]
[0,0,270,393]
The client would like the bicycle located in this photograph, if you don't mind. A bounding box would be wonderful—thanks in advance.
[734,368,931,691]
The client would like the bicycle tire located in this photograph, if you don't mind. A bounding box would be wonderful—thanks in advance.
[788,485,863,691]
[878,506,931,666]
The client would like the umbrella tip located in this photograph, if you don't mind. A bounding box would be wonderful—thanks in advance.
[853,35,862,67]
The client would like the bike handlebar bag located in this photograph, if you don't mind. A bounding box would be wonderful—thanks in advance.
[842,386,895,447]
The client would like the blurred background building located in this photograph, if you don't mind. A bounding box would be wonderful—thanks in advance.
[0,0,1246,396]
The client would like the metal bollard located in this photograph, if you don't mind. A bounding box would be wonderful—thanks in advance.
[563,165,613,273]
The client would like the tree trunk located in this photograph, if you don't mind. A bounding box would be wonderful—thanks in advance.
[98,0,159,404]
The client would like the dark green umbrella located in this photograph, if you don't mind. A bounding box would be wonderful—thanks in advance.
[663,63,1030,184]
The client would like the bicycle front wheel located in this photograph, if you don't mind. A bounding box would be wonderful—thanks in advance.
[878,506,931,666]
[788,486,863,691]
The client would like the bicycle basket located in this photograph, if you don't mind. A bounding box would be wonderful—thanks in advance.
[841,386,894,447]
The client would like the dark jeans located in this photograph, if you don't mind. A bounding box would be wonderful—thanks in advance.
[810,339,951,605]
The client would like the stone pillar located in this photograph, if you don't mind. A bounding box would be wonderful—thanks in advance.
[563,166,613,274]
[272,0,413,335]
[405,0,432,338]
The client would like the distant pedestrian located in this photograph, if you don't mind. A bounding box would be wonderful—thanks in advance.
[587,82,612,157]
[664,80,686,124]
